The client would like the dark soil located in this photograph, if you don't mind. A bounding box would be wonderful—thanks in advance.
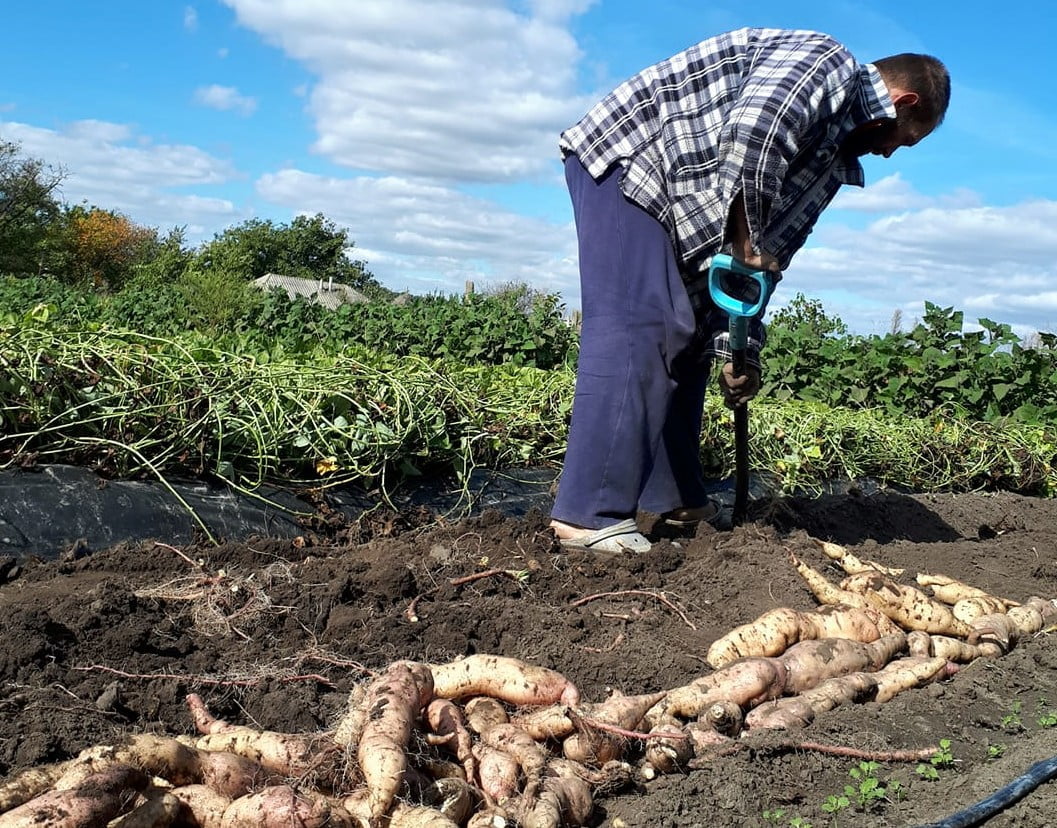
[2,487,1056,826]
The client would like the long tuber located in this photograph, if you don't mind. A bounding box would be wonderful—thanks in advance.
[0,764,150,828]
[840,571,973,637]
[430,655,580,707]
[707,604,900,668]
[744,672,877,731]
[358,660,435,822]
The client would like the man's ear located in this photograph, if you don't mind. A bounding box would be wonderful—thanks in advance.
[892,90,920,109]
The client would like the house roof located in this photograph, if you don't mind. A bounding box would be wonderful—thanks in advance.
[252,273,369,310]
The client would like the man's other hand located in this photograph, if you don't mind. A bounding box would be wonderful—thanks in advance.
[719,362,761,408]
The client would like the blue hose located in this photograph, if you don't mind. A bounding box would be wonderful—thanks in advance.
[918,754,1057,827]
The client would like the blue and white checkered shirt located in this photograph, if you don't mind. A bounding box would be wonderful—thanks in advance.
[560,28,895,365]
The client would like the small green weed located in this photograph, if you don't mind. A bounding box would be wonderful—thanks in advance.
[845,761,888,811]
[1001,700,1024,730]
[821,792,850,815]
[763,808,813,828]
[987,743,1006,759]
[916,738,956,779]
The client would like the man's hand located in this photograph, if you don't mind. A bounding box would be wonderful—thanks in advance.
[719,362,761,408]
[726,192,781,273]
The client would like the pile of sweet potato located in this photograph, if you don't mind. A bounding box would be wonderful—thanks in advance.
[1,541,1054,828]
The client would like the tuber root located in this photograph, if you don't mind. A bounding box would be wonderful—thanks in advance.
[358,660,435,822]
[872,656,959,703]
[813,539,905,576]
[744,672,877,731]
[0,764,150,828]
[430,655,580,707]
[840,572,973,637]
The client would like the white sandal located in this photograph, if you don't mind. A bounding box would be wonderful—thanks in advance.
[557,518,652,553]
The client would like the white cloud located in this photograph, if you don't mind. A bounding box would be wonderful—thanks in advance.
[184,6,199,32]
[256,168,579,300]
[0,120,244,234]
[193,84,258,117]
[784,200,1057,335]
[222,0,595,182]
[833,173,982,213]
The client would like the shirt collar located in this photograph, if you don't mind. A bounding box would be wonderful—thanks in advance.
[835,64,898,186]
[850,63,897,125]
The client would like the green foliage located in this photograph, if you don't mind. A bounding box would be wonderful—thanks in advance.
[0,275,103,325]
[240,286,577,369]
[844,761,888,811]
[195,213,390,298]
[987,743,1006,759]
[916,738,955,779]
[764,301,1057,425]
[0,139,64,275]
[1001,701,1024,730]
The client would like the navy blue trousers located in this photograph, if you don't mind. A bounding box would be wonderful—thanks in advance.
[551,155,713,530]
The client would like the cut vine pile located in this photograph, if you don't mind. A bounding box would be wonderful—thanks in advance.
[1,488,1056,827]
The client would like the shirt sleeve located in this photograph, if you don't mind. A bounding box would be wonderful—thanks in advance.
[699,308,767,369]
[717,35,859,253]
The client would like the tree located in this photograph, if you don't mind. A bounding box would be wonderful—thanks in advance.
[0,139,64,274]
[196,213,390,297]
[62,205,157,289]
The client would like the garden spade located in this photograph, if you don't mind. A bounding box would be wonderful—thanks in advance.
[708,254,779,526]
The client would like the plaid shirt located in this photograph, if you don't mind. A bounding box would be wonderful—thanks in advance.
[560,28,895,366]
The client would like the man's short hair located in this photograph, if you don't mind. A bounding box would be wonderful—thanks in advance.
[873,53,951,127]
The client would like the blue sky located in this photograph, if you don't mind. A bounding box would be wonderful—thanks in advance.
[3,1,1056,335]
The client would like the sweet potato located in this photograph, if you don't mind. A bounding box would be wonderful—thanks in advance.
[388,802,460,828]
[419,776,476,826]
[481,724,549,806]
[561,691,664,764]
[953,595,1011,623]
[0,761,76,815]
[643,723,694,774]
[684,722,734,757]
[705,608,803,667]
[561,728,623,766]
[790,554,873,609]
[873,656,958,703]
[521,776,593,828]
[807,604,903,639]
[472,743,520,804]
[110,789,183,828]
[426,699,476,782]
[358,660,436,822]
[430,655,580,707]
[701,700,744,737]
[545,757,634,791]
[169,784,232,828]
[814,539,905,576]
[1008,604,1046,636]
[779,633,907,694]
[660,657,788,720]
[510,704,575,741]
[187,694,340,789]
[907,631,1002,662]
[220,785,357,828]
[332,682,369,749]
[744,672,877,731]
[915,573,1017,606]
[0,764,149,828]
[68,733,263,799]
[707,604,900,668]
[840,571,973,637]
[464,696,510,735]
[466,809,511,828]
